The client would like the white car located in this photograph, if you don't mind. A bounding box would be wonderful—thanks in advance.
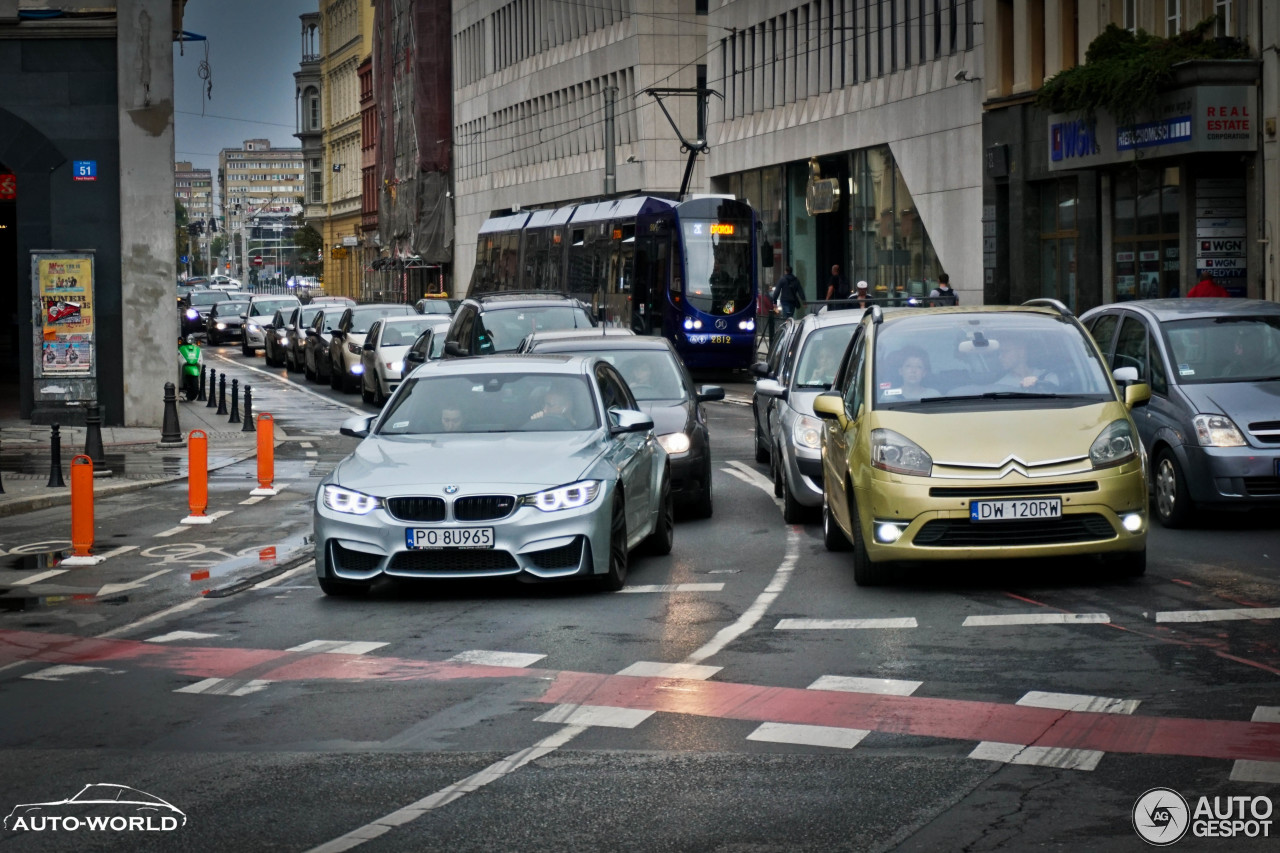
[209,275,242,292]
[359,315,446,405]
[241,295,301,356]
[328,303,416,393]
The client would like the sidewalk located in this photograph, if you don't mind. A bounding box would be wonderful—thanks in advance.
[0,393,262,518]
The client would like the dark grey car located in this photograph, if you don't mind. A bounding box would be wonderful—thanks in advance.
[520,334,723,518]
[1081,298,1280,527]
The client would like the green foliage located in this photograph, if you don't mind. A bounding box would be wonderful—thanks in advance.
[1036,18,1251,125]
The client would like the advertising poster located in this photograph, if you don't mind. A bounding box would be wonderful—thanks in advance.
[37,256,94,374]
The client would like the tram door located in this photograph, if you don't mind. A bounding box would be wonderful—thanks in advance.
[633,228,670,337]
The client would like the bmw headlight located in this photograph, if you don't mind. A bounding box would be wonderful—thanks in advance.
[657,432,691,454]
[521,480,601,512]
[215,322,227,330]
[321,485,380,515]
[1090,419,1139,468]
[185,308,199,320]
[792,415,822,450]
[870,429,933,476]
[1192,414,1246,447]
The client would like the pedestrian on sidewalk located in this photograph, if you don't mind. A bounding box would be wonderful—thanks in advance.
[771,266,805,319]
[929,273,958,306]
[1187,272,1228,298]
[824,264,851,307]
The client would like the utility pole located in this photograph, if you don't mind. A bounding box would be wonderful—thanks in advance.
[604,86,617,196]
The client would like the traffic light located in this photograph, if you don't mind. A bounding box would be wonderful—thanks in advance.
[208,218,217,233]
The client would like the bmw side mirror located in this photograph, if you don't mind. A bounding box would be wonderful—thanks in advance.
[749,360,771,378]
[239,313,247,320]
[755,378,786,399]
[609,409,654,435]
[696,385,725,403]
[339,414,375,439]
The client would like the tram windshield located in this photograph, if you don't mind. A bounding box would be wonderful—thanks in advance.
[681,219,753,316]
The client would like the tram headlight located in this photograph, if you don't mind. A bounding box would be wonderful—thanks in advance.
[738,319,755,331]
[683,318,693,330]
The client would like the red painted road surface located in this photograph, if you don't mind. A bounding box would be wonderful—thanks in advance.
[3,629,1279,764]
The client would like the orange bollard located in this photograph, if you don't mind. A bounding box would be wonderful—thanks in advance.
[251,413,278,496]
[63,455,102,565]
[182,429,212,524]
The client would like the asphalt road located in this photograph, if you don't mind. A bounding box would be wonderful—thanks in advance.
[1,344,1277,852]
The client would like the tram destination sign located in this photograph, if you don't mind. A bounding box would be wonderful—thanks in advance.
[1048,85,1255,171]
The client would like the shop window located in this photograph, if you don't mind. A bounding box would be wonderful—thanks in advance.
[1038,178,1079,311]
[850,146,942,301]
[1113,166,1180,301]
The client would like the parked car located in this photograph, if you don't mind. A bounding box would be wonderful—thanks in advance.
[814,300,1151,585]
[277,304,324,372]
[414,295,461,315]
[242,295,301,357]
[263,305,299,368]
[359,315,444,405]
[753,310,863,522]
[401,317,455,369]
[329,303,416,392]
[521,333,722,517]
[1080,298,1280,527]
[206,297,251,345]
[443,293,596,357]
[314,354,673,595]
[302,308,342,383]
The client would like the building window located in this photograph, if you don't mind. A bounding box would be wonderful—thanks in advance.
[1214,0,1232,37]
[1113,166,1181,301]
[850,145,944,300]
[1038,178,1079,311]
[308,158,323,204]
[1166,0,1181,36]
[1123,0,1136,33]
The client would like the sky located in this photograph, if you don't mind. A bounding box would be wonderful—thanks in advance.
[173,0,318,202]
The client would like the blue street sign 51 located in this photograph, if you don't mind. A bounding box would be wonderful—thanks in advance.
[73,161,97,182]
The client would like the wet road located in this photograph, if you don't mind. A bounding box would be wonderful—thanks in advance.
[1,343,1278,852]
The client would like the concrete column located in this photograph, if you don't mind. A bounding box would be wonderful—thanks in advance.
[118,0,177,427]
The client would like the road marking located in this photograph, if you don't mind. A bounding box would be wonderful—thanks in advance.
[175,677,270,697]
[723,460,774,494]
[776,618,918,630]
[534,704,653,728]
[98,545,139,560]
[97,569,171,598]
[300,442,314,448]
[448,650,546,668]
[305,725,587,853]
[617,661,721,680]
[305,451,319,457]
[12,569,67,586]
[963,613,1110,627]
[809,675,922,696]
[214,353,367,416]
[288,640,388,655]
[620,583,725,594]
[968,742,1106,771]
[146,631,221,644]
[1232,707,1280,783]
[252,564,312,589]
[154,510,233,538]
[1156,607,1280,624]
[23,665,121,681]
[1017,690,1141,715]
[94,596,211,638]
[6,628,1280,764]
[747,722,870,749]
[239,496,264,505]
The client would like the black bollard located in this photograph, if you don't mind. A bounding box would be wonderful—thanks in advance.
[0,427,6,494]
[47,424,66,487]
[206,367,218,408]
[83,404,107,465]
[216,373,228,415]
[241,384,256,432]
[160,382,184,444]
[198,365,207,402]
[229,378,241,424]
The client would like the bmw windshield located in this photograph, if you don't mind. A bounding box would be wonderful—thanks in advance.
[378,372,599,434]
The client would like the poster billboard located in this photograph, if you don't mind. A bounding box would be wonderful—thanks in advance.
[31,251,97,410]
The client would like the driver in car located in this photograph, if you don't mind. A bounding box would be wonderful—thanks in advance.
[529,387,572,423]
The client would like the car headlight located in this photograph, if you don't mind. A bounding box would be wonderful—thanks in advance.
[215,322,226,330]
[388,361,404,373]
[520,480,601,512]
[1192,414,1246,447]
[657,432,691,454]
[1090,419,1139,468]
[792,415,822,450]
[870,428,933,476]
[348,341,362,355]
[185,308,199,320]
[321,484,380,515]
[248,323,260,332]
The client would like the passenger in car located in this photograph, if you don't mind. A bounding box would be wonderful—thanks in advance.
[895,346,941,400]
